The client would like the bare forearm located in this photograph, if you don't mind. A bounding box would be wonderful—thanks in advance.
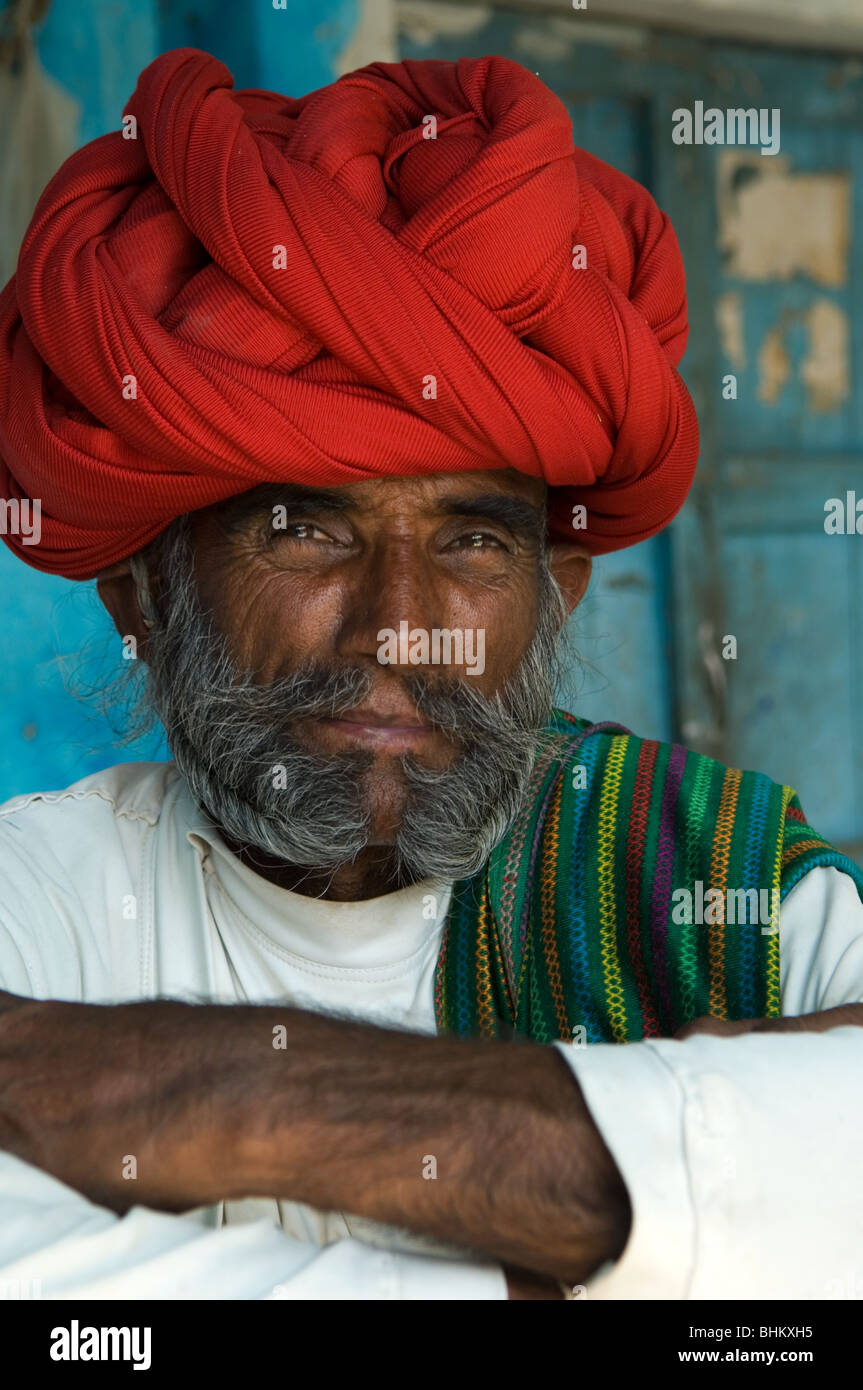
[232,1010,631,1284]
[0,991,630,1284]
[5,988,859,1284]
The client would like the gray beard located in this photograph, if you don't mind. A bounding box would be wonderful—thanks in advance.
[134,515,567,886]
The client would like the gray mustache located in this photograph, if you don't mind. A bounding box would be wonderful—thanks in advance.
[126,508,566,881]
[198,660,535,748]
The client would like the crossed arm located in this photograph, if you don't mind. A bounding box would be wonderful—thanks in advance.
[0,988,860,1297]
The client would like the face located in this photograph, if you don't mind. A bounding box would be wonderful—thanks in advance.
[191,471,550,831]
[100,468,591,891]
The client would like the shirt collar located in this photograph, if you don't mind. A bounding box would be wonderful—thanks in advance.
[176,779,453,967]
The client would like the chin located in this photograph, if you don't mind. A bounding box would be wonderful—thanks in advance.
[357,765,413,842]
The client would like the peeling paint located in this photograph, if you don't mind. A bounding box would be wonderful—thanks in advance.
[548,18,649,47]
[337,0,397,73]
[396,1,492,46]
[512,25,577,64]
[755,298,849,411]
[757,325,791,404]
[510,17,647,61]
[801,298,849,412]
[715,291,746,369]
[550,0,863,55]
[718,152,850,287]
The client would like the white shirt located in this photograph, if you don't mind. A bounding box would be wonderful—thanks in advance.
[0,760,861,1300]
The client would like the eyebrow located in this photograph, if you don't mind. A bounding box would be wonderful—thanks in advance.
[218,482,544,540]
[439,493,545,540]
[218,483,352,534]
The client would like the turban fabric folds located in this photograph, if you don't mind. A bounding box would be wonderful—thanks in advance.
[0,48,699,580]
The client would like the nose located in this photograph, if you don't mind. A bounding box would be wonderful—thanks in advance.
[335,534,443,673]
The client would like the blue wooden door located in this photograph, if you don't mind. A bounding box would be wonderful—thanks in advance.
[399,11,863,861]
[2,1,862,864]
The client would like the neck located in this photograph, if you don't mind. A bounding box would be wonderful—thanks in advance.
[218,832,417,902]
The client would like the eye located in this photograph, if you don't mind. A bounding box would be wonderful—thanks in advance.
[449,529,507,551]
[276,521,335,543]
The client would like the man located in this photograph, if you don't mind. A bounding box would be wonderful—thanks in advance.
[0,48,861,1301]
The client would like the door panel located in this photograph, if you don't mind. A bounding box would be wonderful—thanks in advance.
[399,5,863,857]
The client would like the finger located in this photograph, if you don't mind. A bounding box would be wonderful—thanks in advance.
[674,1015,754,1040]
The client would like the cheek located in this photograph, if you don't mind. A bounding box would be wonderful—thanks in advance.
[455,587,538,687]
[213,569,344,678]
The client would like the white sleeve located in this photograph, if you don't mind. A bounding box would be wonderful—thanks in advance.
[554,866,863,1300]
[776,864,863,1011]
[0,1150,506,1300]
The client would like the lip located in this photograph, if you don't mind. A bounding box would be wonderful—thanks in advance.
[308,708,436,752]
[333,707,432,729]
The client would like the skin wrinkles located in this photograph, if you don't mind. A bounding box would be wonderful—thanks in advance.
[5,466,854,1302]
[99,467,593,900]
[193,475,547,693]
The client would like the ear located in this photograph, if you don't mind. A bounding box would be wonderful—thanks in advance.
[548,543,592,616]
[96,560,151,659]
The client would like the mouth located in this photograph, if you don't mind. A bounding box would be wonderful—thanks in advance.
[307,705,438,753]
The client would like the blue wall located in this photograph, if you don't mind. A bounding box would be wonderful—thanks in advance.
[2,1,862,867]
[0,0,360,795]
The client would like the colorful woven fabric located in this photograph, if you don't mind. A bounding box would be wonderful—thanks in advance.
[0,47,698,579]
[435,710,863,1042]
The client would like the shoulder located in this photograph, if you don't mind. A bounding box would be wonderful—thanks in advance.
[540,709,775,807]
[0,761,183,998]
[541,710,863,899]
[781,865,863,1010]
[0,759,181,831]
[0,758,183,907]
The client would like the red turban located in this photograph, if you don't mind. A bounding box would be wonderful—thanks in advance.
[0,48,698,580]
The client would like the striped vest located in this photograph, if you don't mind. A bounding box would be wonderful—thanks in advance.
[434,709,863,1043]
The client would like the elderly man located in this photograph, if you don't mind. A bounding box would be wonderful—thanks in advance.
[0,48,861,1303]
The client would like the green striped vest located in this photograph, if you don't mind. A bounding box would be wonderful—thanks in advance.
[434,710,863,1043]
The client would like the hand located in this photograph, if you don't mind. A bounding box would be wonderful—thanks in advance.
[675,1003,863,1041]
